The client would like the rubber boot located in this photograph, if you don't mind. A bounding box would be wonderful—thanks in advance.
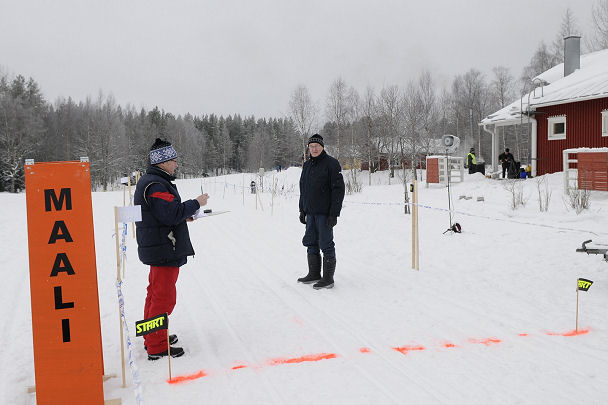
[297,253,322,284]
[313,256,336,289]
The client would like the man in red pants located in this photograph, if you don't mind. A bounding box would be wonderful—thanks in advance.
[134,138,209,360]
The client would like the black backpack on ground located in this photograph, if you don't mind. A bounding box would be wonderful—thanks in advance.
[507,160,520,179]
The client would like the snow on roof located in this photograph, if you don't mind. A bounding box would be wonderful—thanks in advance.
[480,98,529,126]
[481,49,608,126]
[534,49,608,84]
[563,147,608,153]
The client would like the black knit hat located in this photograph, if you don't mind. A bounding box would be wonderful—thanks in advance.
[308,134,324,147]
[150,138,178,165]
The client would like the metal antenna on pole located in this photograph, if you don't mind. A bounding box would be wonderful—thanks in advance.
[440,135,461,234]
[443,148,454,234]
[443,149,461,234]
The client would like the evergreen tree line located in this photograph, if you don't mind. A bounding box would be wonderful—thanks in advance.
[0,78,300,192]
[1,3,607,192]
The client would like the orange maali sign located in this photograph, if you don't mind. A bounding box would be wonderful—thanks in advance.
[25,160,104,404]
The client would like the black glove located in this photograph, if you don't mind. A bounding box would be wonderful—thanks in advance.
[299,212,306,224]
[326,216,337,228]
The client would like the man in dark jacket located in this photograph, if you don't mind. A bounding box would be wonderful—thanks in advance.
[134,138,209,360]
[298,134,345,289]
[498,148,514,179]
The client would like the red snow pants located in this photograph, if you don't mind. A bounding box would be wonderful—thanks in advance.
[143,265,180,354]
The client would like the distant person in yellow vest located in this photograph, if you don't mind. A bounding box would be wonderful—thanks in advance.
[467,148,477,174]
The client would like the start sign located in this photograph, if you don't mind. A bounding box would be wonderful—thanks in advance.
[25,160,104,404]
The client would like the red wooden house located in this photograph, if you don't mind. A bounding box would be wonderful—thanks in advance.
[481,36,608,181]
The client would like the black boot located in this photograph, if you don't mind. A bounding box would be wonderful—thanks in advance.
[148,346,185,361]
[313,256,336,289]
[298,254,322,284]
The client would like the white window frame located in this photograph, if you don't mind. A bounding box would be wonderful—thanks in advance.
[602,110,608,137]
[548,115,566,140]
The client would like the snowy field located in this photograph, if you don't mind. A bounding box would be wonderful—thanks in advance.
[2,167,608,404]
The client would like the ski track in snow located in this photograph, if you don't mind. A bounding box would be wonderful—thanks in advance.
[153,178,604,403]
[7,170,608,404]
[183,270,287,404]
[185,215,409,404]
[173,204,535,403]
[0,196,35,405]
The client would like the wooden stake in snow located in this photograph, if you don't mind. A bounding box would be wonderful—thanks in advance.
[411,180,419,271]
[576,278,593,332]
[135,313,172,381]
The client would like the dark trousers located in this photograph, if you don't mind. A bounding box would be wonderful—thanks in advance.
[502,163,509,178]
[144,265,179,354]
[302,214,335,258]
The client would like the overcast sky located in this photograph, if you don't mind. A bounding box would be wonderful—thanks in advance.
[0,0,594,118]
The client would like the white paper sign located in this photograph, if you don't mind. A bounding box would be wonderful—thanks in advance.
[116,205,142,223]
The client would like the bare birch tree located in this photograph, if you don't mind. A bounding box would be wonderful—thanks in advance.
[289,85,317,163]
[326,78,349,161]
[377,85,402,184]
[346,86,360,167]
[588,0,608,51]
[552,8,580,62]
[416,70,440,168]
[361,87,376,186]
[491,66,515,149]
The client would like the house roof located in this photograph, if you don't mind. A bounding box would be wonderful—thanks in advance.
[481,49,608,126]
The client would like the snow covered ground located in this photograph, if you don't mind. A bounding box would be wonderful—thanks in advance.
[2,167,608,404]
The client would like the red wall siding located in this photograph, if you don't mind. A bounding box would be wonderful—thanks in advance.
[578,152,608,191]
[426,158,439,183]
[536,97,608,175]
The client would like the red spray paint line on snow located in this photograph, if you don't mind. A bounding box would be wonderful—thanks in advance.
[392,345,425,355]
[231,364,248,370]
[167,329,593,384]
[469,338,501,346]
[546,328,590,337]
[167,370,208,384]
[268,353,338,366]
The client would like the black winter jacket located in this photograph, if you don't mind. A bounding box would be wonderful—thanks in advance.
[134,166,200,267]
[498,152,514,165]
[299,150,345,217]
